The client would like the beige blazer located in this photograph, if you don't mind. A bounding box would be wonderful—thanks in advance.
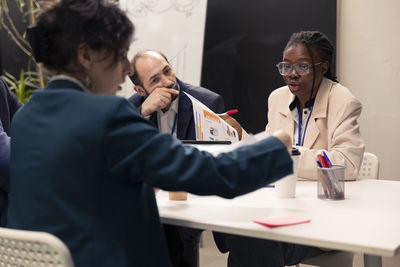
[266,78,365,180]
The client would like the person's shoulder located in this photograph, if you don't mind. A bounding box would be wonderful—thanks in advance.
[318,79,361,114]
[127,92,145,107]
[0,77,7,91]
[327,80,360,105]
[43,86,135,113]
[93,93,132,106]
[87,94,142,120]
[269,84,290,99]
[179,80,221,98]
[0,77,18,102]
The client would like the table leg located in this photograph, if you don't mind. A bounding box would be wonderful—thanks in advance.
[364,254,382,267]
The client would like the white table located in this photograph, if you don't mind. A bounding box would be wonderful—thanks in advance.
[157,180,400,267]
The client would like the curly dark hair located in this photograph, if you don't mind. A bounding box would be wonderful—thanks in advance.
[36,0,134,73]
[285,31,338,82]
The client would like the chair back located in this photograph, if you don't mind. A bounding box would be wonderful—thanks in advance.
[357,152,379,180]
[0,227,74,267]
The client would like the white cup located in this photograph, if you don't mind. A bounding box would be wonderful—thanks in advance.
[275,151,300,198]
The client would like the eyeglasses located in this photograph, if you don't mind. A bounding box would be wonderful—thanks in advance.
[276,62,323,76]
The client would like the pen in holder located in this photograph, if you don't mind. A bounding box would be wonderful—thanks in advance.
[317,165,345,200]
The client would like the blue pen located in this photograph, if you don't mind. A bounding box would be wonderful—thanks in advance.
[322,151,333,167]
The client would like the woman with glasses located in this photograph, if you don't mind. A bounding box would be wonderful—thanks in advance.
[217,31,364,267]
[267,30,364,180]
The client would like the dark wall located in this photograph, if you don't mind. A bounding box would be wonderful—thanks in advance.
[0,1,30,77]
[201,0,336,134]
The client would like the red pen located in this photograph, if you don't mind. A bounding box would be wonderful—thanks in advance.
[317,154,330,168]
[225,109,238,115]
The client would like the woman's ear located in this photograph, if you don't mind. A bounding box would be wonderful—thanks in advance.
[76,43,92,71]
[321,61,329,75]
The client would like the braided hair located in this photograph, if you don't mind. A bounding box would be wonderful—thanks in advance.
[284,31,338,82]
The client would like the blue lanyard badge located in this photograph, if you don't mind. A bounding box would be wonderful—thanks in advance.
[297,99,315,146]
[171,112,178,135]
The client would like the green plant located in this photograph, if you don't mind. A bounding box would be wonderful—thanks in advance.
[0,0,46,88]
[2,69,43,104]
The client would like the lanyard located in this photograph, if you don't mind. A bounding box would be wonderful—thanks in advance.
[297,98,315,146]
[171,112,178,135]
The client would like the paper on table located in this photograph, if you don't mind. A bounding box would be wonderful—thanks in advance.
[254,215,311,228]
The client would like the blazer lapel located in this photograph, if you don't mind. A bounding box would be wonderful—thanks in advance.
[281,112,295,143]
[304,116,320,148]
[176,90,194,140]
[149,113,158,129]
[304,78,331,148]
[277,93,295,142]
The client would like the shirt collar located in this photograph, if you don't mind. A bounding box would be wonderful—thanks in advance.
[289,97,297,111]
[50,75,90,92]
[288,96,316,111]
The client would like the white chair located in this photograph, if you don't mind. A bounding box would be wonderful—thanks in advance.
[356,152,379,180]
[297,152,379,267]
[0,227,74,267]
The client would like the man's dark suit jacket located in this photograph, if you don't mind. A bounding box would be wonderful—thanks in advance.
[7,79,292,267]
[128,79,225,140]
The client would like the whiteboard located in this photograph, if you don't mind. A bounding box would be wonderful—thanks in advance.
[118,0,208,98]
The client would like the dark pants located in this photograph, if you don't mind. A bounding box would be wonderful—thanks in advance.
[164,225,202,267]
[215,233,324,267]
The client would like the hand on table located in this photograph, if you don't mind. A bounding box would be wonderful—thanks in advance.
[219,113,243,140]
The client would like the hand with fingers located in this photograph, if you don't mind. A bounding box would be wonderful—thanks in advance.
[218,113,243,140]
[141,87,179,117]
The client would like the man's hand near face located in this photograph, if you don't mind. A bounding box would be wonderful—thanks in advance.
[140,87,179,117]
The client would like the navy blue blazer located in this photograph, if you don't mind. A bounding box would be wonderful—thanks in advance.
[128,79,225,140]
[8,79,292,267]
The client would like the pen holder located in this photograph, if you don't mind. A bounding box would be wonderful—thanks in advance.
[317,165,345,200]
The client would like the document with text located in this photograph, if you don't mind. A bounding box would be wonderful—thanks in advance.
[185,92,239,143]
